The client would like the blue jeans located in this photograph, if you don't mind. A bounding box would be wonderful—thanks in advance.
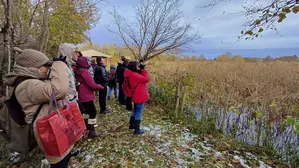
[131,103,145,120]
[108,87,118,97]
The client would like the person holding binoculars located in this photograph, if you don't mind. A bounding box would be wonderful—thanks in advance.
[123,61,150,134]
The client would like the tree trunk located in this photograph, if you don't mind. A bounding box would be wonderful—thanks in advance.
[39,0,49,52]
[0,0,13,98]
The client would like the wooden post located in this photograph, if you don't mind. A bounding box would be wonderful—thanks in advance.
[180,86,188,114]
[220,95,230,131]
[174,82,181,119]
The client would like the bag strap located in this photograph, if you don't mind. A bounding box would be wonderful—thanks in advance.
[10,77,44,125]
[31,103,44,124]
[125,76,139,92]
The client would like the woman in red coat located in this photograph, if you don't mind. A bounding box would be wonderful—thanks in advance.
[75,56,103,138]
[123,61,150,134]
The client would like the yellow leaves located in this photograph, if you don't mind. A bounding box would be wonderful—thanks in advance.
[213,88,218,93]
[178,120,183,125]
[282,8,291,13]
[258,28,264,33]
[256,111,262,118]
[245,30,254,35]
[278,13,287,23]
[255,19,261,25]
[228,106,236,111]
[269,101,277,108]
[292,6,299,14]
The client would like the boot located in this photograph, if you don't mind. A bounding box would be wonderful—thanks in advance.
[84,119,89,132]
[88,124,100,138]
[70,149,81,157]
[134,120,145,135]
[129,116,134,129]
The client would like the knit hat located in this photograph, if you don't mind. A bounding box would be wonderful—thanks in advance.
[13,47,49,68]
[110,64,116,69]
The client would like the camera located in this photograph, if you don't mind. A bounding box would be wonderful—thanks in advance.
[139,64,145,69]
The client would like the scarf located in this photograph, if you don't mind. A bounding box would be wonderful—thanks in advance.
[3,65,45,86]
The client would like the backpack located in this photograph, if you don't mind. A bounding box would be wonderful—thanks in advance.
[0,77,43,154]
[122,77,139,97]
[109,69,116,81]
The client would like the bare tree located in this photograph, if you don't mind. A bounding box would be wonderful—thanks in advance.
[200,0,299,39]
[109,0,200,61]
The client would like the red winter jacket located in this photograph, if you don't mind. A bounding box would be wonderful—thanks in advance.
[76,57,103,103]
[123,69,150,104]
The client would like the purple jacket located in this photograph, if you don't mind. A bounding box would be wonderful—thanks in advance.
[76,57,103,103]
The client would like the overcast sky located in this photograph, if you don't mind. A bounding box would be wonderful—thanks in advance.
[88,0,299,58]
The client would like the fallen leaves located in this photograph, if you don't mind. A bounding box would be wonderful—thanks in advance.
[0,101,281,168]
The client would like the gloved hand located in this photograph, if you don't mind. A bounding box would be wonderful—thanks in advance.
[139,64,146,70]
[53,55,67,64]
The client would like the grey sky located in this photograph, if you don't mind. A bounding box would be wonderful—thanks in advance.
[88,0,299,58]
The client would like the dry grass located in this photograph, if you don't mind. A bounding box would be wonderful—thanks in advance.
[148,60,299,122]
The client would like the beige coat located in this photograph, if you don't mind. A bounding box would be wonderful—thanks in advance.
[5,61,73,164]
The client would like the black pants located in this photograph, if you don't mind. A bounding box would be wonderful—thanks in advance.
[50,152,71,168]
[118,82,126,105]
[99,86,108,112]
[81,101,97,119]
[126,97,133,110]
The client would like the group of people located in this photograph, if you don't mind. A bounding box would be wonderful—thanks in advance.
[2,43,150,167]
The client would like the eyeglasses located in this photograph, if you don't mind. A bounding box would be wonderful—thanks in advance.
[44,61,53,67]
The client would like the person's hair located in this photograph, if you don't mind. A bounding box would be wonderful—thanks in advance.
[121,56,126,61]
[96,56,104,65]
[76,51,83,57]
[127,61,138,72]
[123,59,129,68]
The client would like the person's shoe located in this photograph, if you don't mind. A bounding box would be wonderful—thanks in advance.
[70,149,80,157]
[129,116,134,129]
[134,120,145,134]
[107,96,111,100]
[103,109,111,114]
[88,124,100,138]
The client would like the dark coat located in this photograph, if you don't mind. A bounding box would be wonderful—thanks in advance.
[116,63,126,84]
[94,64,109,87]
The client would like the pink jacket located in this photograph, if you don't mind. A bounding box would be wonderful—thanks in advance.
[76,57,103,103]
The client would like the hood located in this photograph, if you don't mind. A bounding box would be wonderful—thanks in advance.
[76,56,90,69]
[110,64,116,70]
[3,65,44,86]
[59,43,77,66]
